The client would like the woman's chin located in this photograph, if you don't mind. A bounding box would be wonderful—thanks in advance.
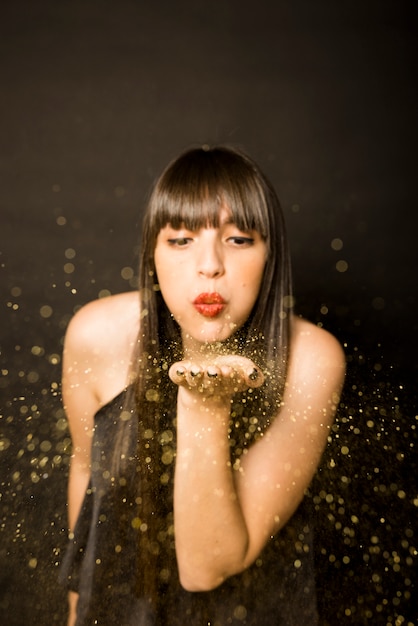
[182,323,238,349]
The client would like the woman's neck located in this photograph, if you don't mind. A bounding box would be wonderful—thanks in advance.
[181,333,226,360]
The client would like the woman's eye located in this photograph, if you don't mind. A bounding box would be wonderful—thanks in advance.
[167,237,192,247]
[228,236,254,246]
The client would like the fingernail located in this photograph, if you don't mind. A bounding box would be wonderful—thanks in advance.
[207,368,218,378]
[176,368,185,377]
[190,367,200,377]
[249,368,259,381]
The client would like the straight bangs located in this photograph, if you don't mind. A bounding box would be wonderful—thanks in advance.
[147,147,270,243]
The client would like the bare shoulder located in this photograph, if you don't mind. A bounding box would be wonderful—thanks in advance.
[63,291,140,404]
[65,291,140,351]
[289,316,346,385]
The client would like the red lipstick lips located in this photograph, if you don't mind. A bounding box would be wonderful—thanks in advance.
[193,292,225,317]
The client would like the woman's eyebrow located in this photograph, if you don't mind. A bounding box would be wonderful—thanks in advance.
[221,217,254,231]
[218,212,236,226]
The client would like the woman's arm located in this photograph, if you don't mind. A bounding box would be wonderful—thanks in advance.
[61,302,112,624]
[62,308,102,531]
[63,294,138,527]
[171,319,346,591]
[61,294,138,624]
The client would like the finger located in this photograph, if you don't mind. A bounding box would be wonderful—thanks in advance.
[168,362,189,385]
[205,366,220,380]
[218,365,234,380]
[186,365,203,386]
[245,366,264,388]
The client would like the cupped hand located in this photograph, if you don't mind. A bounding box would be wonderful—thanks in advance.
[168,355,264,398]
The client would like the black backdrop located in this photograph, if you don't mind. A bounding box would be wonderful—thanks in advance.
[1,1,417,624]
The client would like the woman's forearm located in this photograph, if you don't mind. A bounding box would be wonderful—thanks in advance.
[174,389,249,591]
[68,457,90,532]
[67,591,79,626]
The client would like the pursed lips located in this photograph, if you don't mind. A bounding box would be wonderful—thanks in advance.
[193,292,226,317]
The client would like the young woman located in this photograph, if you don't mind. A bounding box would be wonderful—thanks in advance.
[60,145,345,625]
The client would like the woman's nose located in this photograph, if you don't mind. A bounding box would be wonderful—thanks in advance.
[197,240,224,278]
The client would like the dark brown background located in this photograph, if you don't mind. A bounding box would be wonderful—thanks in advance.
[1,1,416,624]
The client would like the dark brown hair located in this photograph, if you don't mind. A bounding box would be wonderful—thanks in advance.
[113,145,293,609]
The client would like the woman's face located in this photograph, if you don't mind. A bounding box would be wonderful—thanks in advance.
[154,207,267,348]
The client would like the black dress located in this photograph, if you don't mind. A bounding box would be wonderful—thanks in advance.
[59,389,319,625]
